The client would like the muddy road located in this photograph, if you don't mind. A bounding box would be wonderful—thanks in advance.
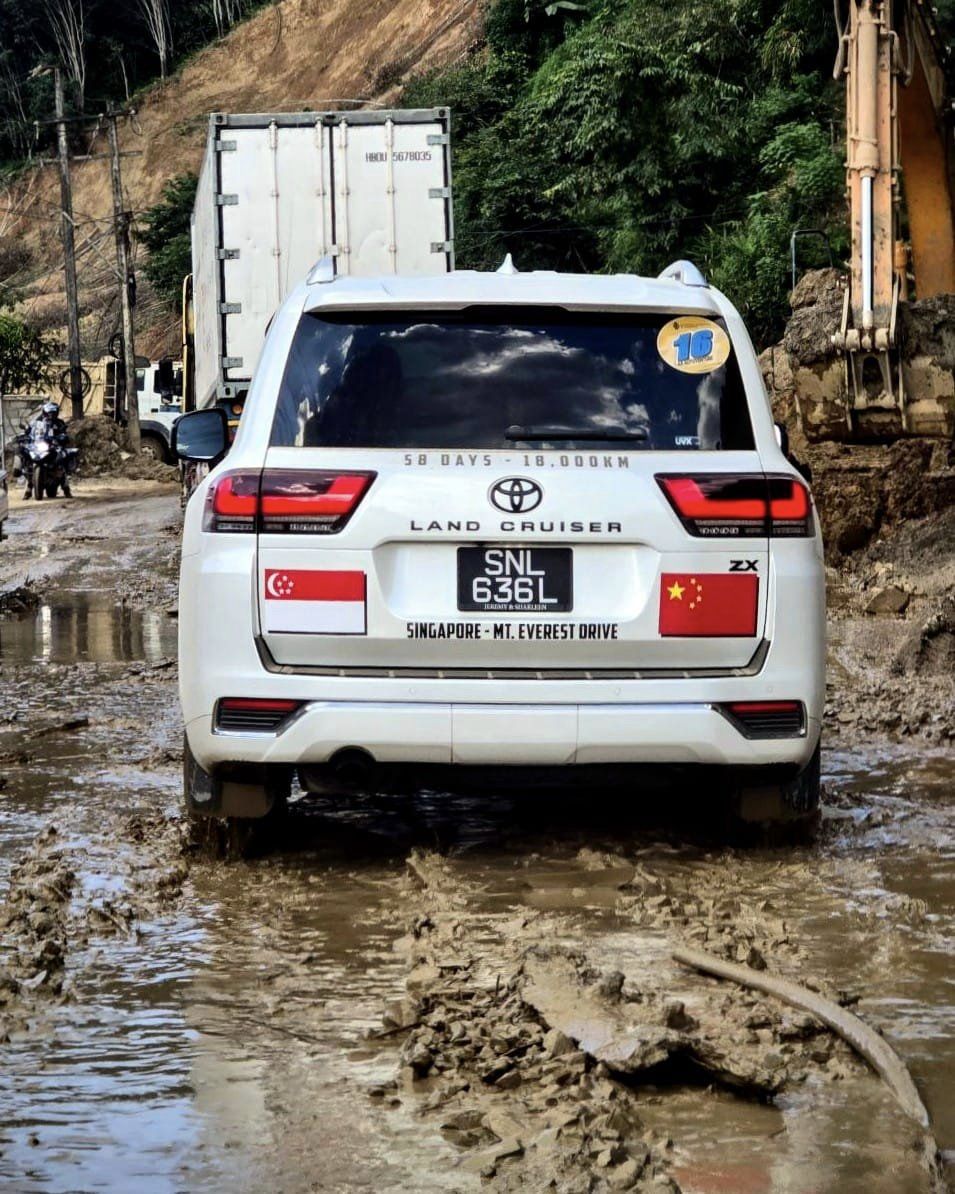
[0,484,953,1192]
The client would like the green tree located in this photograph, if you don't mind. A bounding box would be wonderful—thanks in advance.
[138,171,197,310]
[0,311,53,397]
[405,0,844,346]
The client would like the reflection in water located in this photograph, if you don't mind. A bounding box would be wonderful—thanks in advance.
[0,593,176,665]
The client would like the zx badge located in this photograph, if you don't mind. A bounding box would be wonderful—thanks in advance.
[729,559,759,572]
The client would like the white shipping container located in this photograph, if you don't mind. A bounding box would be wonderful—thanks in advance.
[191,109,453,408]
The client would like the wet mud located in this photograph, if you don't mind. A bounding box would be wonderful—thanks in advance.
[0,483,953,1191]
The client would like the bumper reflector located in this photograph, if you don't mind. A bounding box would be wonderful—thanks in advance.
[215,697,303,733]
[720,700,805,738]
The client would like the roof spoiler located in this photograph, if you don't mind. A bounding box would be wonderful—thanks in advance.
[306,256,337,285]
[657,259,708,288]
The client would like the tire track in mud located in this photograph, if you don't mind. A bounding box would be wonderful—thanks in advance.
[371,844,930,1192]
[0,807,190,1043]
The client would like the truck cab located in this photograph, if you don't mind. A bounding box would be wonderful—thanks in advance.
[136,358,183,462]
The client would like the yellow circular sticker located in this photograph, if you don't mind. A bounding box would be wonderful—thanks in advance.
[657,316,731,374]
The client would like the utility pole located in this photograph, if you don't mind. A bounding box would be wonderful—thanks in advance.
[54,67,84,422]
[106,110,140,451]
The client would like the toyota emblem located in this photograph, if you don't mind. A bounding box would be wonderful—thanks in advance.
[489,476,543,514]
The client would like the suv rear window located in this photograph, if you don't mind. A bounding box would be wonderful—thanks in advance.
[270,307,753,451]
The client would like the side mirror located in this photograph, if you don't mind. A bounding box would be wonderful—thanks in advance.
[172,408,228,463]
[774,421,790,457]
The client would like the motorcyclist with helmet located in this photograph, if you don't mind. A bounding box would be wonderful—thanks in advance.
[20,401,74,499]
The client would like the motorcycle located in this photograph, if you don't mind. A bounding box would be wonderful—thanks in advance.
[15,425,79,501]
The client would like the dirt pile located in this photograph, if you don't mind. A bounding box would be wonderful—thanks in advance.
[766,267,955,441]
[68,416,126,475]
[899,293,955,369]
[762,275,955,564]
[118,455,178,482]
[803,439,955,560]
[67,416,177,482]
[781,267,845,366]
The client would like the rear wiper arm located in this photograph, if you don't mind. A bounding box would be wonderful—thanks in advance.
[505,424,648,442]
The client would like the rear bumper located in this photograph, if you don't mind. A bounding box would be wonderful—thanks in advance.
[188,698,821,772]
[180,532,825,777]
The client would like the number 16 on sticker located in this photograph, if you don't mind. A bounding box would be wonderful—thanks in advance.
[656,316,730,374]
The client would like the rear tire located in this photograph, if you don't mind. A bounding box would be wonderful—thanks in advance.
[183,734,290,859]
[732,741,821,845]
[45,481,58,499]
[140,435,168,464]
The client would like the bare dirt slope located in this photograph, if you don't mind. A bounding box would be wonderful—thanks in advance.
[1,0,481,356]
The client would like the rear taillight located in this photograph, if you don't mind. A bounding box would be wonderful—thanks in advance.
[719,701,805,738]
[260,471,373,534]
[656,475,813,538]
[765,475,812,536]
[202,470,375,534]
[215,697,303,733]
[203,470,259,533]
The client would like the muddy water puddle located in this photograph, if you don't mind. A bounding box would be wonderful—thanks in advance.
[0,590,176,666]
[1,668,953,1194]
[0,846,458,1190]
[0,749,950,1189]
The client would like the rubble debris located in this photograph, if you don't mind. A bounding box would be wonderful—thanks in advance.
[892,596,955,678]
[865,585,910,616]
[0,584,40,619]
[66,416,177,481]
[68,417,126,475]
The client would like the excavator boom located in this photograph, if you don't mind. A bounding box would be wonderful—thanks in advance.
[820,0,955,438]
[898,0,955,299]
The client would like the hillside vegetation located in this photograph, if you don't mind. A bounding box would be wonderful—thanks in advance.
[3,0,954,356]
[406,0,847,344]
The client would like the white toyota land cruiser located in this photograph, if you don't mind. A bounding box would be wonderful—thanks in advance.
[175,260,825,841]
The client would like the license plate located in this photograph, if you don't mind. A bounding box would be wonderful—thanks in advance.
[457,547,573,612]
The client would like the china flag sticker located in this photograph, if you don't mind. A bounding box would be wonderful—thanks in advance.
[659,573,758,637]
[263,569,367,635]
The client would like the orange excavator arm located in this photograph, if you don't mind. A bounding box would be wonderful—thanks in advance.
[831,0,955,433]
[897,0,955,299]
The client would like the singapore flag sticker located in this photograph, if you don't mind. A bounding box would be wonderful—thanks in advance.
[263,569,367,635]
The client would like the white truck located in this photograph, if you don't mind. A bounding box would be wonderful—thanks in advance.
[135,358,183,462]
[187,108,454,427]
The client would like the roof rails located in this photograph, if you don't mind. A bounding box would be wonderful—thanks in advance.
[657,259,708,288]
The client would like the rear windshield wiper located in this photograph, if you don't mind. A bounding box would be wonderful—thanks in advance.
[505,424,649,442]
